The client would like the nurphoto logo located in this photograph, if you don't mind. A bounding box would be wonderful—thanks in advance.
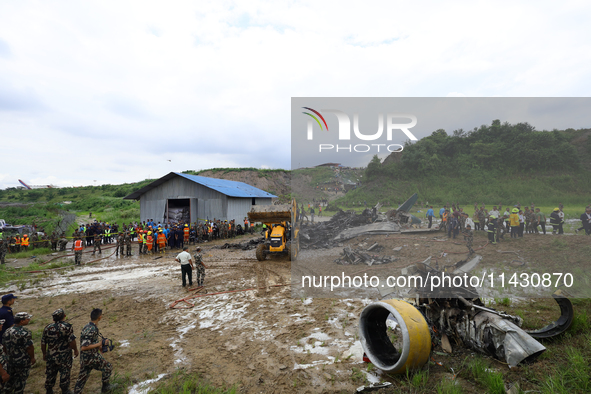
[302,107,418,153]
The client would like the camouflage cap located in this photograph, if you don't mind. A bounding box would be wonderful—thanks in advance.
[52,308,65,317]
[15,312,32,320]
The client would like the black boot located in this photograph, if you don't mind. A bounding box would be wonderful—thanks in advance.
[61,386,74,394]
[101,382,118,393]
[46,388,54,394]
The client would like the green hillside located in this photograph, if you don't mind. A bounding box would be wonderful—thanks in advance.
[333,121,591,208]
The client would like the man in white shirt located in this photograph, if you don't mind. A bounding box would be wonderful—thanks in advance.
[175,246,194,287]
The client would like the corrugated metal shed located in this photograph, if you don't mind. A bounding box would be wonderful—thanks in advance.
[124,172,276,224]
[124,172,277,200]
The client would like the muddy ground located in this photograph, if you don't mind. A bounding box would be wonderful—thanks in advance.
[2,227,589,393]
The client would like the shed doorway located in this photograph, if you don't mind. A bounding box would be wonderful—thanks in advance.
[166,198,190,224]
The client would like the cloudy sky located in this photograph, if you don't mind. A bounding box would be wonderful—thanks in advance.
[1,1,590,189]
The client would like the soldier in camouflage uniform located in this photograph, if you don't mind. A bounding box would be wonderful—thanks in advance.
[477,209,486,232]
[524,207,532,234]
[115,232,124,257]
[72,237,84,266]
[194,247,208,287]
[49,233,56,251]
[0,240,6,264]
[125,231,132,257]
[92,231,102,256]
[2,312,36,394]
[496,215,505,241]
[41,309,78,394]
[58,234,68,252]
[30,233,38,250]
[0,319,10,385]
[74,309,117,394]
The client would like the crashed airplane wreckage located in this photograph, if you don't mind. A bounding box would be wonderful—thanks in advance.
[359,258,574,372]
[301,193,435,249]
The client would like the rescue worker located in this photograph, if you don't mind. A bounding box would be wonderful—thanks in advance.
[146,231,153,254]
[157,230,166,253]
[124,231,132,257]
[194,247,207,287]
[0,319,9,385]
[441,209,449,233]
[550,208,561,235]
[0,239,6,264]
[58,235,68,252]
[115,232,124,257]
[183,224,190,245]
[41,308,79,394]
[72,237,84,266]
[137,231,144,255]
[92,231,102,255]
[462,224,474,256]
[2,312,36,394]
[73,309,117,394]
[15,235,21,253]
[509,208,520,238]
[487,215,497,245]
[8,236,16,254]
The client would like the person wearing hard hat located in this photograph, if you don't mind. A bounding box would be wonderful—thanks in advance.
[487,215,498,245]
[157,229,166,253]
[550,208,561,235]
[509,208,520,238]
[146,231,153,254]
[183,224,190,244]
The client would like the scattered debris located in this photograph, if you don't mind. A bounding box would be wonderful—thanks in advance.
[218,238,265,250]
[335,246,397,266]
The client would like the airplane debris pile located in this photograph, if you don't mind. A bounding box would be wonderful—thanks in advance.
[335,245,398,266]
[300,209,374,249]
[359,257,574,373]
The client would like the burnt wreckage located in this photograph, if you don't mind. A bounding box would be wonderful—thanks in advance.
[300,193,431,249]
[358,259,574,372]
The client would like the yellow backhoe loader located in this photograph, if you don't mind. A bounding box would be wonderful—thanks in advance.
[248,198,300,261]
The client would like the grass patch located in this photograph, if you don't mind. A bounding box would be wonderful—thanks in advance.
[0,259,70,288]
[436,378,463,394]
[152,369,237,394]
[494,297,511,307]
[5,247,53,259]
[467,356,505,394]
[542,346,590,393]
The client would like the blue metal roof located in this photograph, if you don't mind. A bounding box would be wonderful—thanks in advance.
[124,172,277,200]
[175,172,277,198]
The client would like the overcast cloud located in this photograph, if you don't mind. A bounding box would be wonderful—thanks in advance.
[1,1,591,189]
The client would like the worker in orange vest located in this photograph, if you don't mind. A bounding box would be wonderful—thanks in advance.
[137,231,144,254]
[21,234,30,251]
[442,209,449,232]
[157,230,166,253]
[183,224,190,244]
[71,236,84,265]
[15,235,21,252]
[146,231,153,254]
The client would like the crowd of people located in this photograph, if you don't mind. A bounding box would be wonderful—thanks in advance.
[424,203,591,246]
[0,217,259,265]
[0,294,117,394]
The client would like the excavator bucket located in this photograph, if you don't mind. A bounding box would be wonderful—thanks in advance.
[247,204,292,224]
